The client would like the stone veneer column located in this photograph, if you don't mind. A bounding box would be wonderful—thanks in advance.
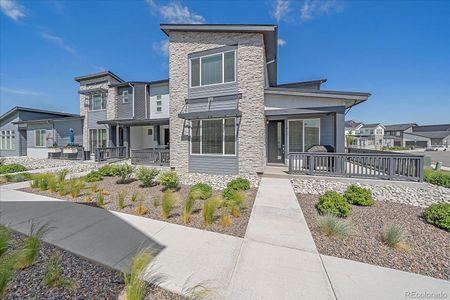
[168,32,266,176]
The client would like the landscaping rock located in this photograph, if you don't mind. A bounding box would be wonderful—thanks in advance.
[179,173,260,190]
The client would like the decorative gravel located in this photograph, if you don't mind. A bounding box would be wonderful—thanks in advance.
[22,176,257,238]
[1,157,103,174]
[3,230,176,299]
[297,194,450,280]
[292,178,450,207]
[179,173,260,190]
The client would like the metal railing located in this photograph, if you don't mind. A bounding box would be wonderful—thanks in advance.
[95,146,127,162]
[131,148,170,166]
[288,152,424,182]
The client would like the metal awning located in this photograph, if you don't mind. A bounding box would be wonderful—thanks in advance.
[97,118,169,126]
[78,88,108,95]
[178,109,241,120]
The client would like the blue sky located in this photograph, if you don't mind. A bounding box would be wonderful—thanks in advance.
[1,0,449,124]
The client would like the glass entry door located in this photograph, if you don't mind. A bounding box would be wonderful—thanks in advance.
[288,119,320,152]
[267,120,285,164]
[89,129,106,153]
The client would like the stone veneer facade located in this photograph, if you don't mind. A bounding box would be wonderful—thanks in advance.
[168,31,266,176]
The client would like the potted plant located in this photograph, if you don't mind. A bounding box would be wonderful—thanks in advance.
[63,145,78,154]
[48,143,61,153]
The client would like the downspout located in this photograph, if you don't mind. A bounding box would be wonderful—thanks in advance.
[128,83,135,119]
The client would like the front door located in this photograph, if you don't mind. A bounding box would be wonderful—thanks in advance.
[267,120,285,164]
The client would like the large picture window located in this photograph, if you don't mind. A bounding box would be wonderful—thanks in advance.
[191,118,236,155]
[35,129,46,147]
[89,94,106,111]
[288,119,320,152]
[190,50,236,87]
[0,130,15,150]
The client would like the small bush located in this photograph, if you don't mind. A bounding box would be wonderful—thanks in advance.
[423,203,450,232]
[135,197,148,216]
[116,164,134,184]
[15,222,52,269]
[90,182,98,193]
[98,165,120,177]
[32,173,53,191]
[344,184,374,206]
[183,195,196,224]
[316,191,351,218]
[0,254,15,296]
[58,181,68,196]
[131,191,139,202]
[56,169,69,182]
[4,173,32,183]
[159,171,179,190]
[0,163,27,174]
[223,190,246,217]
[96,192,105,206]
[68,179,85,198]
[202,197,222,226]
[190,183,212,200]
[424,169,450,188]
[153,195,160,207]
[0,226,9,257]
[44,254,76,289]
[85,170,103,182]
[382,224,408,251]
[162,191,177,219]
[220,208,233,227]
[123,248,153,300]
[319,215,355,238]
[227,177,250,191]
[47,175,58,193]
[118,190,127,209]
[136,167,159,187]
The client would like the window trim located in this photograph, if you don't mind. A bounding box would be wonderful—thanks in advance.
[0,130,15,150]
[189,50,236,88]
[122,90,129,104]
[287,118,321,153]
[89,93,107,111]
[35,129,46,148]
[190,117,237,157]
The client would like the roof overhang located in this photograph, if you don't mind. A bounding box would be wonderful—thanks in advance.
[265,106,346,117]
[13,116,84,125]
[97,118,169,126]
[74,71,124,83]
[78,88,108,95]
[160,24,278,86]
[0,106,79,122]
[109,79,169,88]
[178,109,241,120]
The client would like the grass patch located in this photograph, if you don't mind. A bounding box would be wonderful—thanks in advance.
[44,253,77,289]
[382,224,409,252]
[423,203,450,232]
[118,190,127,210]
[318,215,355,238]
[0,254,15,296]
[3,172,32,183]
[202,197,222,226]
[424,168,450,188]
[0,226,9,257]
[123,248,153,300]
[15,222,52,269]
[162,191,177,219]
[0,163,27,174]
[96,192,105,206]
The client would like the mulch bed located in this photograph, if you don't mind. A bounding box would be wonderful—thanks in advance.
[297,194,450,280]
[21,176,256,238]
[3,230,177,300]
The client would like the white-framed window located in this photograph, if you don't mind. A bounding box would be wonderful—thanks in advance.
[122,90,129,104]
[288,119,320,152]
[89,94,106,111]
[190,50,236,88]
[156,95,162,112]
[191,118,236,156]
[395,131,401,136]
[35,129,46,147]
[0,130,15,150]
[376,128,383,135]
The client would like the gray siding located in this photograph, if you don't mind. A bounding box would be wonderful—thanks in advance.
[19,111,71,121]
[187,97,238,113]
[19,130,27,155]
[118,86,133,119]
[149,84,169,96]
[134,84,146,119]
[189,155,238,175]
[320,114,335,147]
[27,123,52,148]
[87,110,107,129]
[54,119,83,146]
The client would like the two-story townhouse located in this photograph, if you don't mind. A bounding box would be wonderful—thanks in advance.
[349,123,385,149]
[384,123,417,147]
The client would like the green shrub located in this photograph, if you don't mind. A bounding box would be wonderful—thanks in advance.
[0,226,9,257]
[190,183,212,200]
[131,191,139,202]
[0,254,15,296]
[183,195,196,224]
[162,191,177,219]
[202,197,222,226]
[344,184,374,206]
[116,164,134,184]
[123,248,153,300]
[0,163,27,174]
[56,169,69,182]
[84,170,102,182]
[319,215,355,237]
[227,177,250,191]
[423,203,450,232]
[68,179,85,198]
[223,190,246,217]
[58,181,69,196]
[159,171,179,190]
[136,167,159,187]
[15,222,52,269]
[424,169,450,188]
[97,165,120,177]
[47,175,58,193]
[32,173,54,191]
[316,191,351,218]
[44,253,76,289]
[118,190,127,209]
[96,192,105,206]
[4,172,32,183]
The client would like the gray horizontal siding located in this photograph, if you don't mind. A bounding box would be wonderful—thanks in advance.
[134,84,146,120]
[27,123,52,148]
[188,98,238,113]
[320,114,335,147]
[87,110,107,129]
[188,82,238,99]
[118,86,133,119]
[54,119,83,146]
[150,84,169,96]
[189,155,238,175]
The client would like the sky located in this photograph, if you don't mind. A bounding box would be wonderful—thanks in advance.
[0,0,449,125]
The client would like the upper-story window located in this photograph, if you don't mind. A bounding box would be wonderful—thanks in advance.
[156,95,162,112]
[122,90,129,104]
[89,94,106,111]
[190,51,236,88]
[375,128,383,135]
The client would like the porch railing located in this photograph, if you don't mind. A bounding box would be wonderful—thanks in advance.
[288,152,424,182]
[95,146,127,162]
[131,149,170,166]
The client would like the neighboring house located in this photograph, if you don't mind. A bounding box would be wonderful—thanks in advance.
[409,124,450,147]
[0,107,82,158]
[345,120,363,136]
[384,123,417,147]
[349,123,386,149]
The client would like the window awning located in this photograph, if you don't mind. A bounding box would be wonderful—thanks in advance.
[178,109,241,120]
[78,88,108,95]
[97,118,169,126]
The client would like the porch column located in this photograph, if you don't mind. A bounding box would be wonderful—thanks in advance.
[108,126,115,147]
[154,125,160,146]
[335,112,345,153]
[123,126,130,158]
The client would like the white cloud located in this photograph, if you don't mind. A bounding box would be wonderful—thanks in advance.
[145,0,204,24]
[0,86,41,96]
[272,0,291,22]
[0,0,25,21]
[153,39,169,56]
[41,32,77,56]
[278,38,286,46]
[300,0,343,22]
